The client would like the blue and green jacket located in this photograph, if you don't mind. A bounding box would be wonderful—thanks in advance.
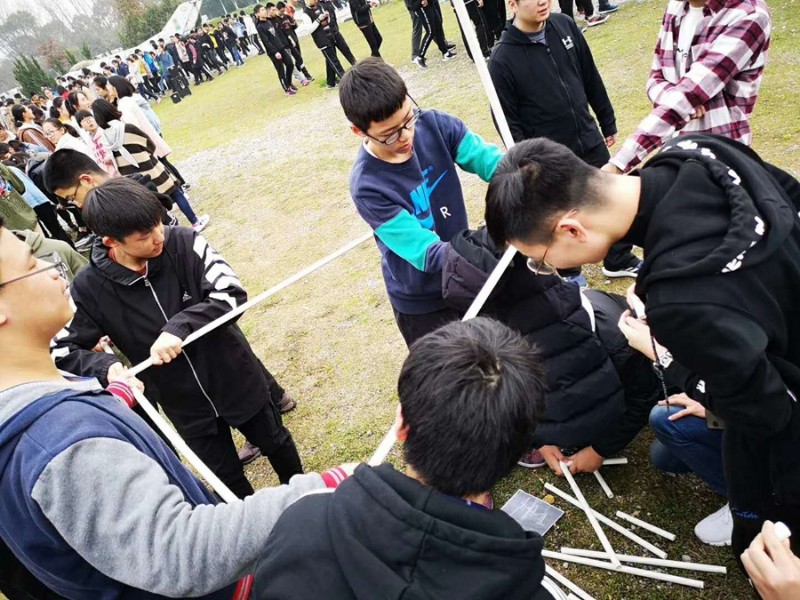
[349,109,503,315]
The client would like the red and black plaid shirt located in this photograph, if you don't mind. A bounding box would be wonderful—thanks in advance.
[611,0,771,172]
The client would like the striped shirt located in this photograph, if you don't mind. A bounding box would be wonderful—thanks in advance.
[611,0,770,173]
[113,124,177,196]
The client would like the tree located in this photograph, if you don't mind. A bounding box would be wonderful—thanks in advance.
[79,41,92,60]
[63,48,79,69]
[117,0,182,47]
[37,39,68,75]
[12,55,56,97]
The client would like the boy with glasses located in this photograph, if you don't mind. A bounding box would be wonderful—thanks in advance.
[339,58,503,345]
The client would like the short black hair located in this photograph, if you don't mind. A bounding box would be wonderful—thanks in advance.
[484,138,601,246]
[339,58,407,134]
[91,99,122,129]
[83,178,164,241]
[266,2,275,8]
[42,149,103,194]
[107,75,135,100]
[276,1,286,8]
[93,75,108,89]
[399,317,544,497]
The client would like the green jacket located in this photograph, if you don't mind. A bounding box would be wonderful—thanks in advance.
[0,163,38,231]
[15,229,88,281]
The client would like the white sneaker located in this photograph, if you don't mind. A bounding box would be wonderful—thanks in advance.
[694,504,732,546]
[192,214,210,233]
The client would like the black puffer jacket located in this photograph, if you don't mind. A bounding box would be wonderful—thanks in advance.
[303,1,340,48]
[442,229,624,449]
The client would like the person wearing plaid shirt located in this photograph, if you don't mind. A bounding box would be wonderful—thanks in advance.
[608,0,771,173]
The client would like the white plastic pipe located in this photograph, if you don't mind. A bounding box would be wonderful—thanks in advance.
[542,550,704,589]
[593,470,614,499]
[602,457,628,466]
[616,511,676,542]
[545,565,597,600]
[132,388,238,503]
[559,548,727,574]
[129,231,374,377]
[560,461,621,567]
[124,232,373,497]
[544,483,668,559]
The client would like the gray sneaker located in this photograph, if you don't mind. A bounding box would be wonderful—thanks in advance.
[694,504,732,546]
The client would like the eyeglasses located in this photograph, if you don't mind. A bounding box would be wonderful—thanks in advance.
[0,252,68,289]
[366,97,421,147]
[59,183,80,204]
[525,210,576,277]
[43,129,58,138]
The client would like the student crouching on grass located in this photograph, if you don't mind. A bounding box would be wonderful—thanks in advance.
[254,317,567,600]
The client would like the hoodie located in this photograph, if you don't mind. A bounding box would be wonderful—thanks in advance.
[488,15,616,156]
[0,379,327,599]
[442,229,626,452]
[626,133,800,508]
[253,463,563,600]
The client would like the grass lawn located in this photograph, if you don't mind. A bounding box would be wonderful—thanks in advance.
[147,0,800,597]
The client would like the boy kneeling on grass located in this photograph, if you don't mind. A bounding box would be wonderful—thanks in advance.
[254,317,566,600]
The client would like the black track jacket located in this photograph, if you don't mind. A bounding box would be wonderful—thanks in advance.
[52,227,281,438]
[628,134,800,509]
[489,15,616,156]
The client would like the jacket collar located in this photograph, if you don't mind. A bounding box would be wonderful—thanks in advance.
[89,228,171,286]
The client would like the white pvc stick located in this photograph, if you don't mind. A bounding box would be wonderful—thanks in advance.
[544,483,668,559]
[545,565,596,600]
[775,521,792,542]
[461,245,518,320]
[602,457,628,466]
[450,0,515,148]
[616,511,676,542]
[132,388,238,503]
[542,550,704,589]
[560,461,621,567]
[368,428,397,466]
[593,470,614,499]
[129,231,374,377]
[559,548,727,574]
[568,595,582,600]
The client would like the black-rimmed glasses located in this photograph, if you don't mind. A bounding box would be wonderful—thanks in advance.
[365,97,421,147]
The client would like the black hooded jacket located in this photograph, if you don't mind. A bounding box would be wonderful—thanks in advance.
[488,15,616,156]
[254,464,561,600]
[441,229,625,452]
[626,134,800,507]
[51,227,285,438]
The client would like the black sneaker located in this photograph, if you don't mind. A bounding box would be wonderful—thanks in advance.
[446,41,456,50]
[599,3,619,13]
[442,49,457,61]
[413,55,427,69]
[602,259,643,278]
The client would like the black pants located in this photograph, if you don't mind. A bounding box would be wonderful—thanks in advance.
[268,51,295,91]
[321,46,346,86]
[186,405,303,499]
[410,10,422,58]
[215,46,230,64]
[288,45,312,79]
[204,48,225,73]
[333,31,356,65]
[452,0,490,61]
[359,22,383,57]
[584,290,660,456]
[393,307,461,348]
[416,4,449,59]
[159,156,185,186]
[481,0,505,43]
[558,0,595,18]
[251,33,265,53]
[192,61,214,83]
[34,203,74,248]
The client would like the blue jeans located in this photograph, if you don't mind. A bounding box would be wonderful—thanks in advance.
[649,404,726,497]
[170,187,198,225]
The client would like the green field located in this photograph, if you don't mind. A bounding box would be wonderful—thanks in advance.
[147,1,800,598]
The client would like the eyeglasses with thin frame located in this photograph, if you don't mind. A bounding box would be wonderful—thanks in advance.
[59,183,80,204]
[0,252,68,289]
[365,96,421,147]
[525,210,577,277]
